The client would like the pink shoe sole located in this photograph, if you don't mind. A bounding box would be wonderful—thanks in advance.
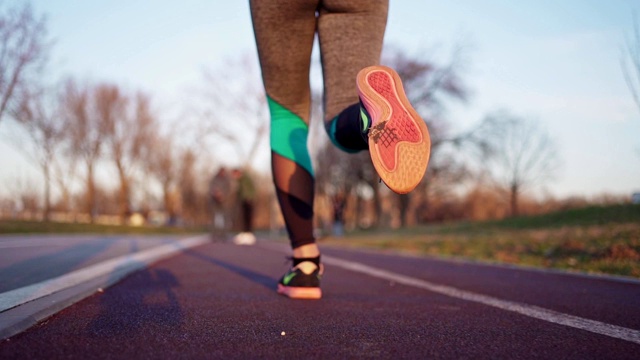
[357,65,431,194]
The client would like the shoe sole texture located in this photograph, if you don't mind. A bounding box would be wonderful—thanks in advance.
[277,284,322,300]
[357,65,431,194]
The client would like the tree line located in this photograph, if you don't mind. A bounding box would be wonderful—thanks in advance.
[1,3,570,229]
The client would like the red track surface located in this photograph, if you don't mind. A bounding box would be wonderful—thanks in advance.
[1,239,640,359]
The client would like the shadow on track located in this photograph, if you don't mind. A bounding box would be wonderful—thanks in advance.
[86,240,183,336]
[182,248,277,291]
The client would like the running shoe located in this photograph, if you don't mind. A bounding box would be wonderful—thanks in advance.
[277,257,322,300]
[357,65,431,194]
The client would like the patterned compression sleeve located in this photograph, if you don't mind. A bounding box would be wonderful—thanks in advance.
[268,96,314,176]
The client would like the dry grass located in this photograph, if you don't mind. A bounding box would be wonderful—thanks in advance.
[320,204,640,278]
[0,219,204,235]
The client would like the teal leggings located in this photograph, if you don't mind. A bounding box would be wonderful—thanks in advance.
[250,0,388,248]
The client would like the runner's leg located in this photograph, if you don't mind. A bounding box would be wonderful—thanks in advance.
[250,0,320,258]
[318,0,389,152]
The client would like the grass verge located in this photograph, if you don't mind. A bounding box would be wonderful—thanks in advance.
[319,204,640,278]
[0,220,204,235]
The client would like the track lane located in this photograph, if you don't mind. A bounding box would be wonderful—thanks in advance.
[1,240,639,359]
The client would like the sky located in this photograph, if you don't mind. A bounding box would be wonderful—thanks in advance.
[1,0,639,201]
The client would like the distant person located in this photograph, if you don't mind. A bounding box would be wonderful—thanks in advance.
[251,0,430,299]
[332,191,346,237]
[209,167,233,239]
[231,168,257,245]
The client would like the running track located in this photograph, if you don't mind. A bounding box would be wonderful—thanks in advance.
[1,235,639,359]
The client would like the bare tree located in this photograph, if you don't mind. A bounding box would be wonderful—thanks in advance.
[310,83,382,229]
[176,146,209,225]
[622,13,640,113]
[145,130,179,220]
[385,45,469,117]
[129,92,157,200]
[49,150,77,215]
[315,135,375,226]
[0,2,49,125]
[4,176,40,219]
[383,45,472,226]
[483,111,560,217]
[94,84,127,220]
[97,84,157,221]
[61,79,104,223]
[199,54,269,169]
[313,45,475,228]
[11,85,65,221]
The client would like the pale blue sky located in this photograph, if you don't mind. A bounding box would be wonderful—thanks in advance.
[2,0,639,200]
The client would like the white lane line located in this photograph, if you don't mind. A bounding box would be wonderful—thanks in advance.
[323,255,640,345]
[0,235,209,313]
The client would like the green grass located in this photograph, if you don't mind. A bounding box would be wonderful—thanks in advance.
[0,220,204,235]
[489,204,640,229]
[320,204,640,278]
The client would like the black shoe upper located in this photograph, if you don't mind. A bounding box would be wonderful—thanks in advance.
[279,255,322,288]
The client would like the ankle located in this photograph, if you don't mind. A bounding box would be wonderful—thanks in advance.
[296,261,319,275]
[290,247,321,275]
[292,244,320,258]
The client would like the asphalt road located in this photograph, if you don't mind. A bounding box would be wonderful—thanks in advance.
[1,235,639,359]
